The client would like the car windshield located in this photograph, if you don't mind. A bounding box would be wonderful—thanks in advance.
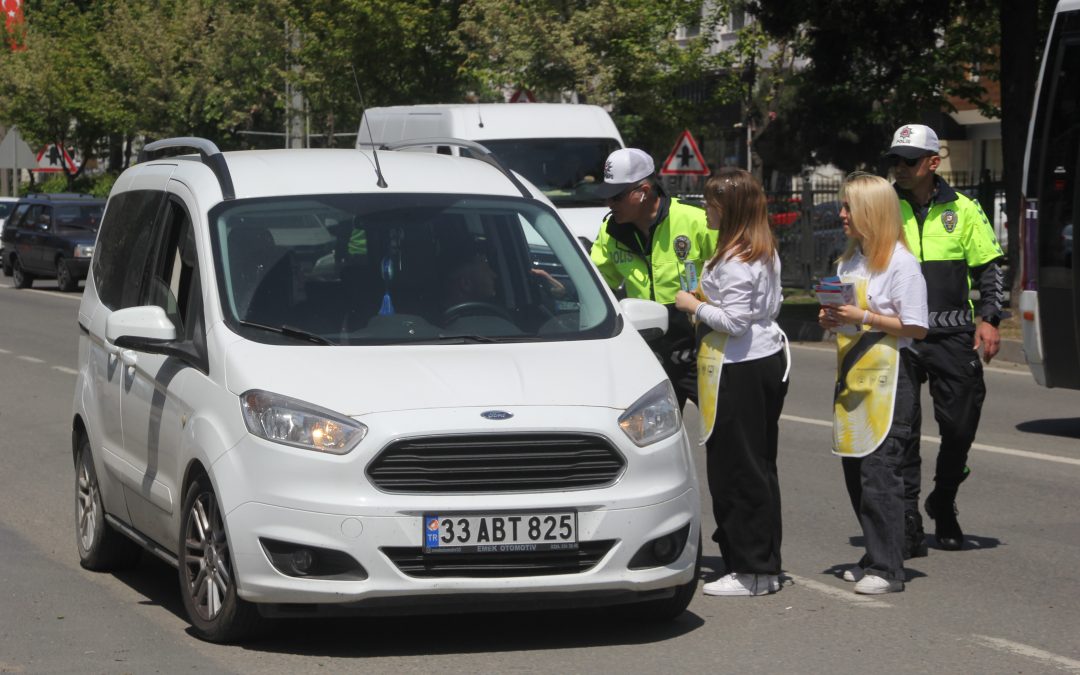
[54,203,104,230]
[474,138,622,208]
[209,194,618,346]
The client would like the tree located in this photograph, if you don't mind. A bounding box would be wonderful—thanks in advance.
[454,0,718,156]
[751,0,1000,171]
[281,0,470,147]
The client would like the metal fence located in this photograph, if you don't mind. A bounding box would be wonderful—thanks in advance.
[664,172,998,289]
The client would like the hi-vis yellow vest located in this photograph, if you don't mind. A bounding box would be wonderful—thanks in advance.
[832,277,899,458]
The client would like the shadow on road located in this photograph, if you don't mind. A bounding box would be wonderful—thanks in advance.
[1016,417,1080,441]
[109,552,705,654]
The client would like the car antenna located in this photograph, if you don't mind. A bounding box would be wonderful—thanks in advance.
[351,65,388,188]
[477,102,484,129]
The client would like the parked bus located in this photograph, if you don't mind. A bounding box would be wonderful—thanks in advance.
[1020,0,1080,389]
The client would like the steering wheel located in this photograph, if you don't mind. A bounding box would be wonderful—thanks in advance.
[441,301,515,324]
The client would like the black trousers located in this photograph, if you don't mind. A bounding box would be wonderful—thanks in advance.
[842,349,918,582]
[705,350,789,575]
[900,331,986,511]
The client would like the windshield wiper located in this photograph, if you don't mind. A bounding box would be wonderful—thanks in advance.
[433,334,542,343]
[238,320,337,346]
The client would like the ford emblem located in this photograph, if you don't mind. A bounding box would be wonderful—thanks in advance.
[480,410,513,420]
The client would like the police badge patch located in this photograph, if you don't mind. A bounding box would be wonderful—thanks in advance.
[673,235,691,261]
[941,210,958,233]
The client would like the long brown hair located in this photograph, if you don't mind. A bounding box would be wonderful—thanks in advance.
[704,167,775,269]
[839,173,908,273]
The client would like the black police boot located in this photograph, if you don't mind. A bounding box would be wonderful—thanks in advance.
[925,486,963,551]
[904,510,928,559]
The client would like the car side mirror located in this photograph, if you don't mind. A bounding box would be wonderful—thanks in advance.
[619,297,668,342]
[106,305,177,348]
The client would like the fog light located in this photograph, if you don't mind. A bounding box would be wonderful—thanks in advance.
[627,523,692,570]
[292,548,315,575]
[652,535,676,562]
[260,538,368,580]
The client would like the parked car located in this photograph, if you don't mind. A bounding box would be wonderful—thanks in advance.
[767,197,801,229]
[1,193,104,290]
[73,137,700,643]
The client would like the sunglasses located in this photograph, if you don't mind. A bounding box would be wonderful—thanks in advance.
[889,155,927,167]
[606,185,641,203]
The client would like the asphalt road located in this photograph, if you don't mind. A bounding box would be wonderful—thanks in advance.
[1,278,1079,674]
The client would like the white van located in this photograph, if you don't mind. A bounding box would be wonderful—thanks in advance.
[358,103,624,242]
[72,137,700,642]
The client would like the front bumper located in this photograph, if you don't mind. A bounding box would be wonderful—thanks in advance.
[211,405,699,612]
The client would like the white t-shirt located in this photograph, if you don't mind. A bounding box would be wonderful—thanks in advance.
[696,251,785,363]
[836,242,928,350]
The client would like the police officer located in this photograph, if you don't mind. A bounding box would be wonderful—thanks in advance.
[590,148,717,407]
[885,124,1005,555]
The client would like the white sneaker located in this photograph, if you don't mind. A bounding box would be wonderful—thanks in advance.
[853,574,904,595]
[842,566,865,582]
[703,573,776,597]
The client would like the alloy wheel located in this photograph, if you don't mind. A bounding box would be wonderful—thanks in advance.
[182,491,233,622]
[76,454,101,553]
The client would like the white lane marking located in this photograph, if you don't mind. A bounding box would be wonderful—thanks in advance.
[0,347,9,354]
[52,365,78,375]
[0,285,83,301]
[788,343,1030,376]
[780,415,1080,467]
[17,355,44,363]
[784,573,892,608]
[969,635,1080,673]
[781,414,831,428]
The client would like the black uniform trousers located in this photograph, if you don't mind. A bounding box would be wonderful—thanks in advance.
[842,349,918,582]
[705,349,788,575]
[900,331,986,511]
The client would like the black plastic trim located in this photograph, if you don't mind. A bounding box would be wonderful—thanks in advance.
[381,539,616,578]
[138,137,236,201]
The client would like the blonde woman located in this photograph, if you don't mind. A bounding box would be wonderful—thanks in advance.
[819,173,928,594]
[674,168,789,597]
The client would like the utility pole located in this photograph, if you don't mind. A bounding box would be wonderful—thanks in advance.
[285,21,306,149]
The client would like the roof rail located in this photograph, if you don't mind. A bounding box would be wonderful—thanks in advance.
[138,137,236,201]
[380,138,533,199]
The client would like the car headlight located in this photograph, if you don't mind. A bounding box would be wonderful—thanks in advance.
[74,244,94,258]
[618,380,681,447]
[240,389,367,454]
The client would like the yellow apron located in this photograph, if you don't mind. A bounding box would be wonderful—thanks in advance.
[831,274,899,458]
[696,328,728,444]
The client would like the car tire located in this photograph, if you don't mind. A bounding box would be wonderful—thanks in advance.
[75,436,142,571]
[56,257,78,292]
[178,474,263,643]
[2,254,11,277]
[620,533,701,621]
[12,256,33,289]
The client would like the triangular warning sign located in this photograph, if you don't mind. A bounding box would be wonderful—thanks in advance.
[660,130,709,176]
[33,143,78,173]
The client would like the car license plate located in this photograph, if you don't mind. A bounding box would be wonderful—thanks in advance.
[423,512,578,553]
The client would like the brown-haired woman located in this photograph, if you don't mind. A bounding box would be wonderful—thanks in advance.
[819,173,928,594]
[674,167,789,596]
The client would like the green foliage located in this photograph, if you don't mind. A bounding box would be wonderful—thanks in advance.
[25,171,116,197]
[454,0,724,155]
[751,0,1001,170]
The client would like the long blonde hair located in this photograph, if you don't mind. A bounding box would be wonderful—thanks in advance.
[839,172,909,273]
[704,167,775,269]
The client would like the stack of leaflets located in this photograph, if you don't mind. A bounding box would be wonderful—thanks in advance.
[814,276,856,306]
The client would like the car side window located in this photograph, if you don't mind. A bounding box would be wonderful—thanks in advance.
[145,200,200,340]
[8,204,30,229]
[94,190,167,310]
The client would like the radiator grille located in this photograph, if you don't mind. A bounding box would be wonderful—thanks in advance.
[367,433,625,493]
